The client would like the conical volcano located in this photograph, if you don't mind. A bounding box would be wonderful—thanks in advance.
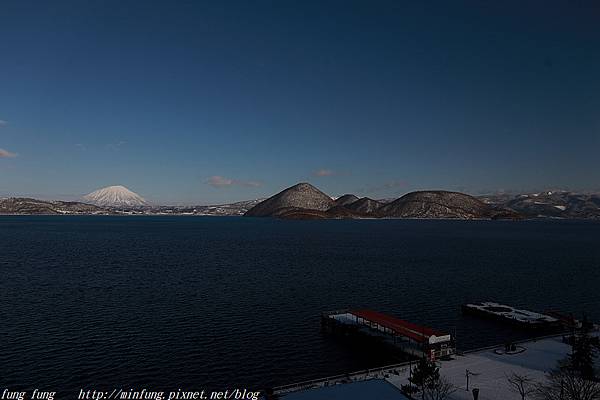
[83,185,147,208]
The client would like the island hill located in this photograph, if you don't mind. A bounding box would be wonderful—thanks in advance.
[244,183,520,220]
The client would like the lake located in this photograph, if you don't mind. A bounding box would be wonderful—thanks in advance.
[1,216,599,392]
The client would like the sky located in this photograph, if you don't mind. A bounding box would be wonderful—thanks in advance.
[1,1,599,205]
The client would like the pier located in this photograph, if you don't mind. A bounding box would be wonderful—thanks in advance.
[321,309,455,360]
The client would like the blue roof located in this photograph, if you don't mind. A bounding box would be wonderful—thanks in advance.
[282,379,409,400]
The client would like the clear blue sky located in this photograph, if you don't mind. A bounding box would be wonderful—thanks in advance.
[1,1,599,204]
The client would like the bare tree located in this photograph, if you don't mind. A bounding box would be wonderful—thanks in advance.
[506,372,536,400]
[423,375,456,400]
[537,368,600,400]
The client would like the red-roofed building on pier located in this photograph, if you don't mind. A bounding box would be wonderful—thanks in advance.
[322,309,454,360]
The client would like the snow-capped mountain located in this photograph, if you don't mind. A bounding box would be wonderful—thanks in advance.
[83,185,147,208]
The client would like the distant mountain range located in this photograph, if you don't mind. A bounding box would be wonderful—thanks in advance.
[0,197,263,216]
[2,184,600,219]
[480,191,600,219]
[0,185,261,216]
[0,198,110,215]
[244,183,520,220]
[243,184,600,220]
[154,199,263,216]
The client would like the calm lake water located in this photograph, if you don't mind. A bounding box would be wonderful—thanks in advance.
[1,217,599,391]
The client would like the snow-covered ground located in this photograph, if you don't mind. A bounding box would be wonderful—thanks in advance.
[386,335,571,400]
[280,333,600,400]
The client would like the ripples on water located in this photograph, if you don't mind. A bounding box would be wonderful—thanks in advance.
[1,217,599,391]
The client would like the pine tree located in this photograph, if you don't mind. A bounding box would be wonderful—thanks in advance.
[568,316,597,380]
[411,356,440,397]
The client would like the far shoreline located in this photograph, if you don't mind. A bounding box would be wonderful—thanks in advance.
[1,213,599,222]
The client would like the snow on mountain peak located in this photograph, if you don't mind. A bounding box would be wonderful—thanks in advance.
[83,185,147,207]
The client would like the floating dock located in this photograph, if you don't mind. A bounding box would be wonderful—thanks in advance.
[321,309,454,360]
[462,302,561,330]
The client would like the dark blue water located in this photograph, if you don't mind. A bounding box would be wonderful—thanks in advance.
[1,217,600,392]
